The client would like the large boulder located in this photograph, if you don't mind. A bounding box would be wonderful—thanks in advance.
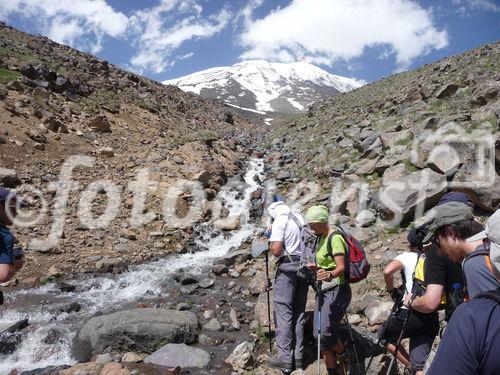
[451,159,500,211]
[144,343,211,369]
[72,309,199,362]
[425,143,462,176]
[378,166,447,223]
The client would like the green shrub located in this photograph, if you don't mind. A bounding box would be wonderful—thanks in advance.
[0,68,20,84]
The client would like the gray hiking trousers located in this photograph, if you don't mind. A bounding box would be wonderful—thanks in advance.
[313,283,352,352]
[273,262,309,365]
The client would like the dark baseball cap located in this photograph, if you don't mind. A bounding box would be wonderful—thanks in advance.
[407,226,428,247]
[438,192,474,207]
[423,202,474,243]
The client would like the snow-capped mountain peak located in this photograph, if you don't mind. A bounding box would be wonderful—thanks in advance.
[164,60,362,114]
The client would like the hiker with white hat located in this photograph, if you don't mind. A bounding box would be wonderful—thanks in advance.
[266,200,309,374]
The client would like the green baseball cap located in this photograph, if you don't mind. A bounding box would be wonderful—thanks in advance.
[422,201,474,243]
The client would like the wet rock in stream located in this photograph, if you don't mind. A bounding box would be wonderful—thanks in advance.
[73,308,200,362]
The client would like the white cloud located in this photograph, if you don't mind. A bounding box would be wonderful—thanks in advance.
[239,0,449,69]
[452,0,500,14]
[0,0,128,53]
[178,52,195,61]
[129,0,231,74]
[0,0,231,74]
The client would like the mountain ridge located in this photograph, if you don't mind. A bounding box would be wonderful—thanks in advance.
[164,60,362,115]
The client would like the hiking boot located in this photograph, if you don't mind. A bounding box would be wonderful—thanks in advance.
[267,357,293,374]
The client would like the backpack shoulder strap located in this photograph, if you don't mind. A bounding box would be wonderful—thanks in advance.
[287,212,303,230]
[476,289,500,304]
[462,249,492,284]
[326,231,346,259]
[463,249,490,263]
[411,252,423,283]
[275,213,295,263]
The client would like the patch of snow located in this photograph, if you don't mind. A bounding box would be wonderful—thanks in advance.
[224,102,266,114]
[264,118,274,126]
[287,98,304,111]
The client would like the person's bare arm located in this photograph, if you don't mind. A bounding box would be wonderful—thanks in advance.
[410,284,443,313]
[383,260,404,290]
[0,263,13,283]
[269,241,283,258]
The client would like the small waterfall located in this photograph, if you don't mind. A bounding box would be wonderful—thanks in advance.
[0,158,264,374]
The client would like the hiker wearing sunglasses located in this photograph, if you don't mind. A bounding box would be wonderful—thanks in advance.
[304,205,351,375]
[407,194,471,321]
[428,208,500,375]
[422,202,499,299]
[0,188,25,290]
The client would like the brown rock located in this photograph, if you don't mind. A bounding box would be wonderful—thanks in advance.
[435,83,459,99]
[28,130,47,143]
[60,363,103,375]
[98,147,115,157]
[100,363,130,375]
[121,352,144,364]
[88,115,111,133]
[191,170,211,187]
[0,167,21,187]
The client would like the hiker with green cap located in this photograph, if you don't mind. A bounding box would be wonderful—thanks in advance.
[419,201,498,300]
[304,205,351,375]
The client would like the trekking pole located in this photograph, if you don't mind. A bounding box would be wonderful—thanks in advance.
[265,250,273,352]
[316,281,323,375]
[385,305,412,375]
[365,298,401,374]
[343,315,362,375]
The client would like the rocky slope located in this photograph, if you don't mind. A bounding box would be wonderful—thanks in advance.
[1,22,499,375]
[265,42,499,222]
[258,42,499,325]
[0,22,261,281]
[164,60,361,117]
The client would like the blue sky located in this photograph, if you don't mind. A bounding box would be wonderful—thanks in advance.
[0,0,498,84]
